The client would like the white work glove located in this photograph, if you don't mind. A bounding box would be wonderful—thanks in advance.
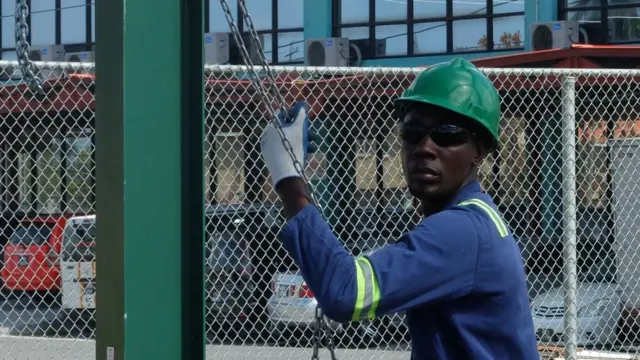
[260,101,318,188]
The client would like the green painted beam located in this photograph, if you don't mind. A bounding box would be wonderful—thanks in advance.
[95,0,205,359]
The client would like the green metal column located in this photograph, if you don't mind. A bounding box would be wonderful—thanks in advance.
[95,1,205,360]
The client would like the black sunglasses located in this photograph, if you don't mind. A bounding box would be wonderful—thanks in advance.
[399,123,473,147]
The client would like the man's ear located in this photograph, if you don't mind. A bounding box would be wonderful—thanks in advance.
[472,140,487,167]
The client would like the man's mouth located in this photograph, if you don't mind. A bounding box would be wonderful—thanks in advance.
[411,166,439,181]
[412,166,438,176]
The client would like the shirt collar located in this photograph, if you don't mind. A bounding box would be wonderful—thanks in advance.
[443,180,483,210]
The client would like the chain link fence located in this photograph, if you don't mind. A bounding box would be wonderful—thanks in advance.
[0,61,638,359]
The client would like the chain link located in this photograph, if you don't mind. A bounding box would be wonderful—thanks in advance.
[14,0,44,95]
[311,306,338,360]
[229,7,339,355]
[220,0,314,195]
[217,1,337,358]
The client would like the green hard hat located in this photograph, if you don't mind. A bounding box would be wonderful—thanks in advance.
[394,57,501,151]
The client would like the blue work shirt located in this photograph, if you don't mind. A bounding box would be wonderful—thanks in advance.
[279,180,539,360]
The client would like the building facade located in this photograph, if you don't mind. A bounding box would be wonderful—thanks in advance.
[1,1,638,66]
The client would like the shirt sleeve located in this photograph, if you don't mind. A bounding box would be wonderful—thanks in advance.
[278,203,480,323]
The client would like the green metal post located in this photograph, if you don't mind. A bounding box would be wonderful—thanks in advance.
[95,1,205,359]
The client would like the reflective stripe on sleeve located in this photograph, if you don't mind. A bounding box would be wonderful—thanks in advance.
[458,198,509,237]
[351,256,381,321]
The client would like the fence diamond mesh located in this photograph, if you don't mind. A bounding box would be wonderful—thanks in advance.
[0,60,638,359]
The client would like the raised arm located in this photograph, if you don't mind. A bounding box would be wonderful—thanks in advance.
[259,101,479,322]
[276,179,480,323]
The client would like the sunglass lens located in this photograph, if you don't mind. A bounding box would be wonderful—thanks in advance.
[401,124,470,147]
[401,128,427,145]
[429,131,470,147]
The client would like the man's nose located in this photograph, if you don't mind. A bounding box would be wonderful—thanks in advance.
[413,135,438,157]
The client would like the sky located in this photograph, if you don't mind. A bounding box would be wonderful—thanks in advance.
[0,0,525,62]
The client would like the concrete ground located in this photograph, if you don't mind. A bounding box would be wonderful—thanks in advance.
[0,294,412,359]
[0,335,412,360]
[1,294,638,360]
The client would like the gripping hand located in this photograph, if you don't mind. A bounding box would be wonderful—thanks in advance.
[260,101,318,188]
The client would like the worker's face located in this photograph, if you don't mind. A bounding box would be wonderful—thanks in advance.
[400,105,486,204]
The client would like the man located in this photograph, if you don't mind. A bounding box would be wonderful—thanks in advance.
[260,58,539,359]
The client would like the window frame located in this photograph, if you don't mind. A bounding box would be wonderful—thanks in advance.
[1,0,305,64]
[332,0,525,60]
[558,1,640,45]
[206,0,304,65]
[0,0,94,57]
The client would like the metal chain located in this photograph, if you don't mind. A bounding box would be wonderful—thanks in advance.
[311,306,337,360]
[217,1,337,359]
[14,0,44,95]
[224,0,315,195]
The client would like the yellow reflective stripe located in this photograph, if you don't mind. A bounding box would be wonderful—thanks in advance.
[361,257,381,320]
[352,256,381,321]
[352,259,366,322]
[459,199,509,237]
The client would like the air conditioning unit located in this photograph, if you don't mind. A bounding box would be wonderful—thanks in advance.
[304,38,349,67]
[348,38,386,66]
[205,32,265,65]
[65,51,95,75]
[204,32,231,65]
[27,44,65,80]
[65,51,95,63]
[529,21,581,51]
[29,45,65,62]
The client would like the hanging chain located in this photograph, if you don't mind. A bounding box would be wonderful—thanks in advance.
[14,0,44,95]
[311,306,338,360]
[217,1,337,359]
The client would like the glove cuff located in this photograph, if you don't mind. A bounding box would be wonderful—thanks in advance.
[272,172,303,189]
